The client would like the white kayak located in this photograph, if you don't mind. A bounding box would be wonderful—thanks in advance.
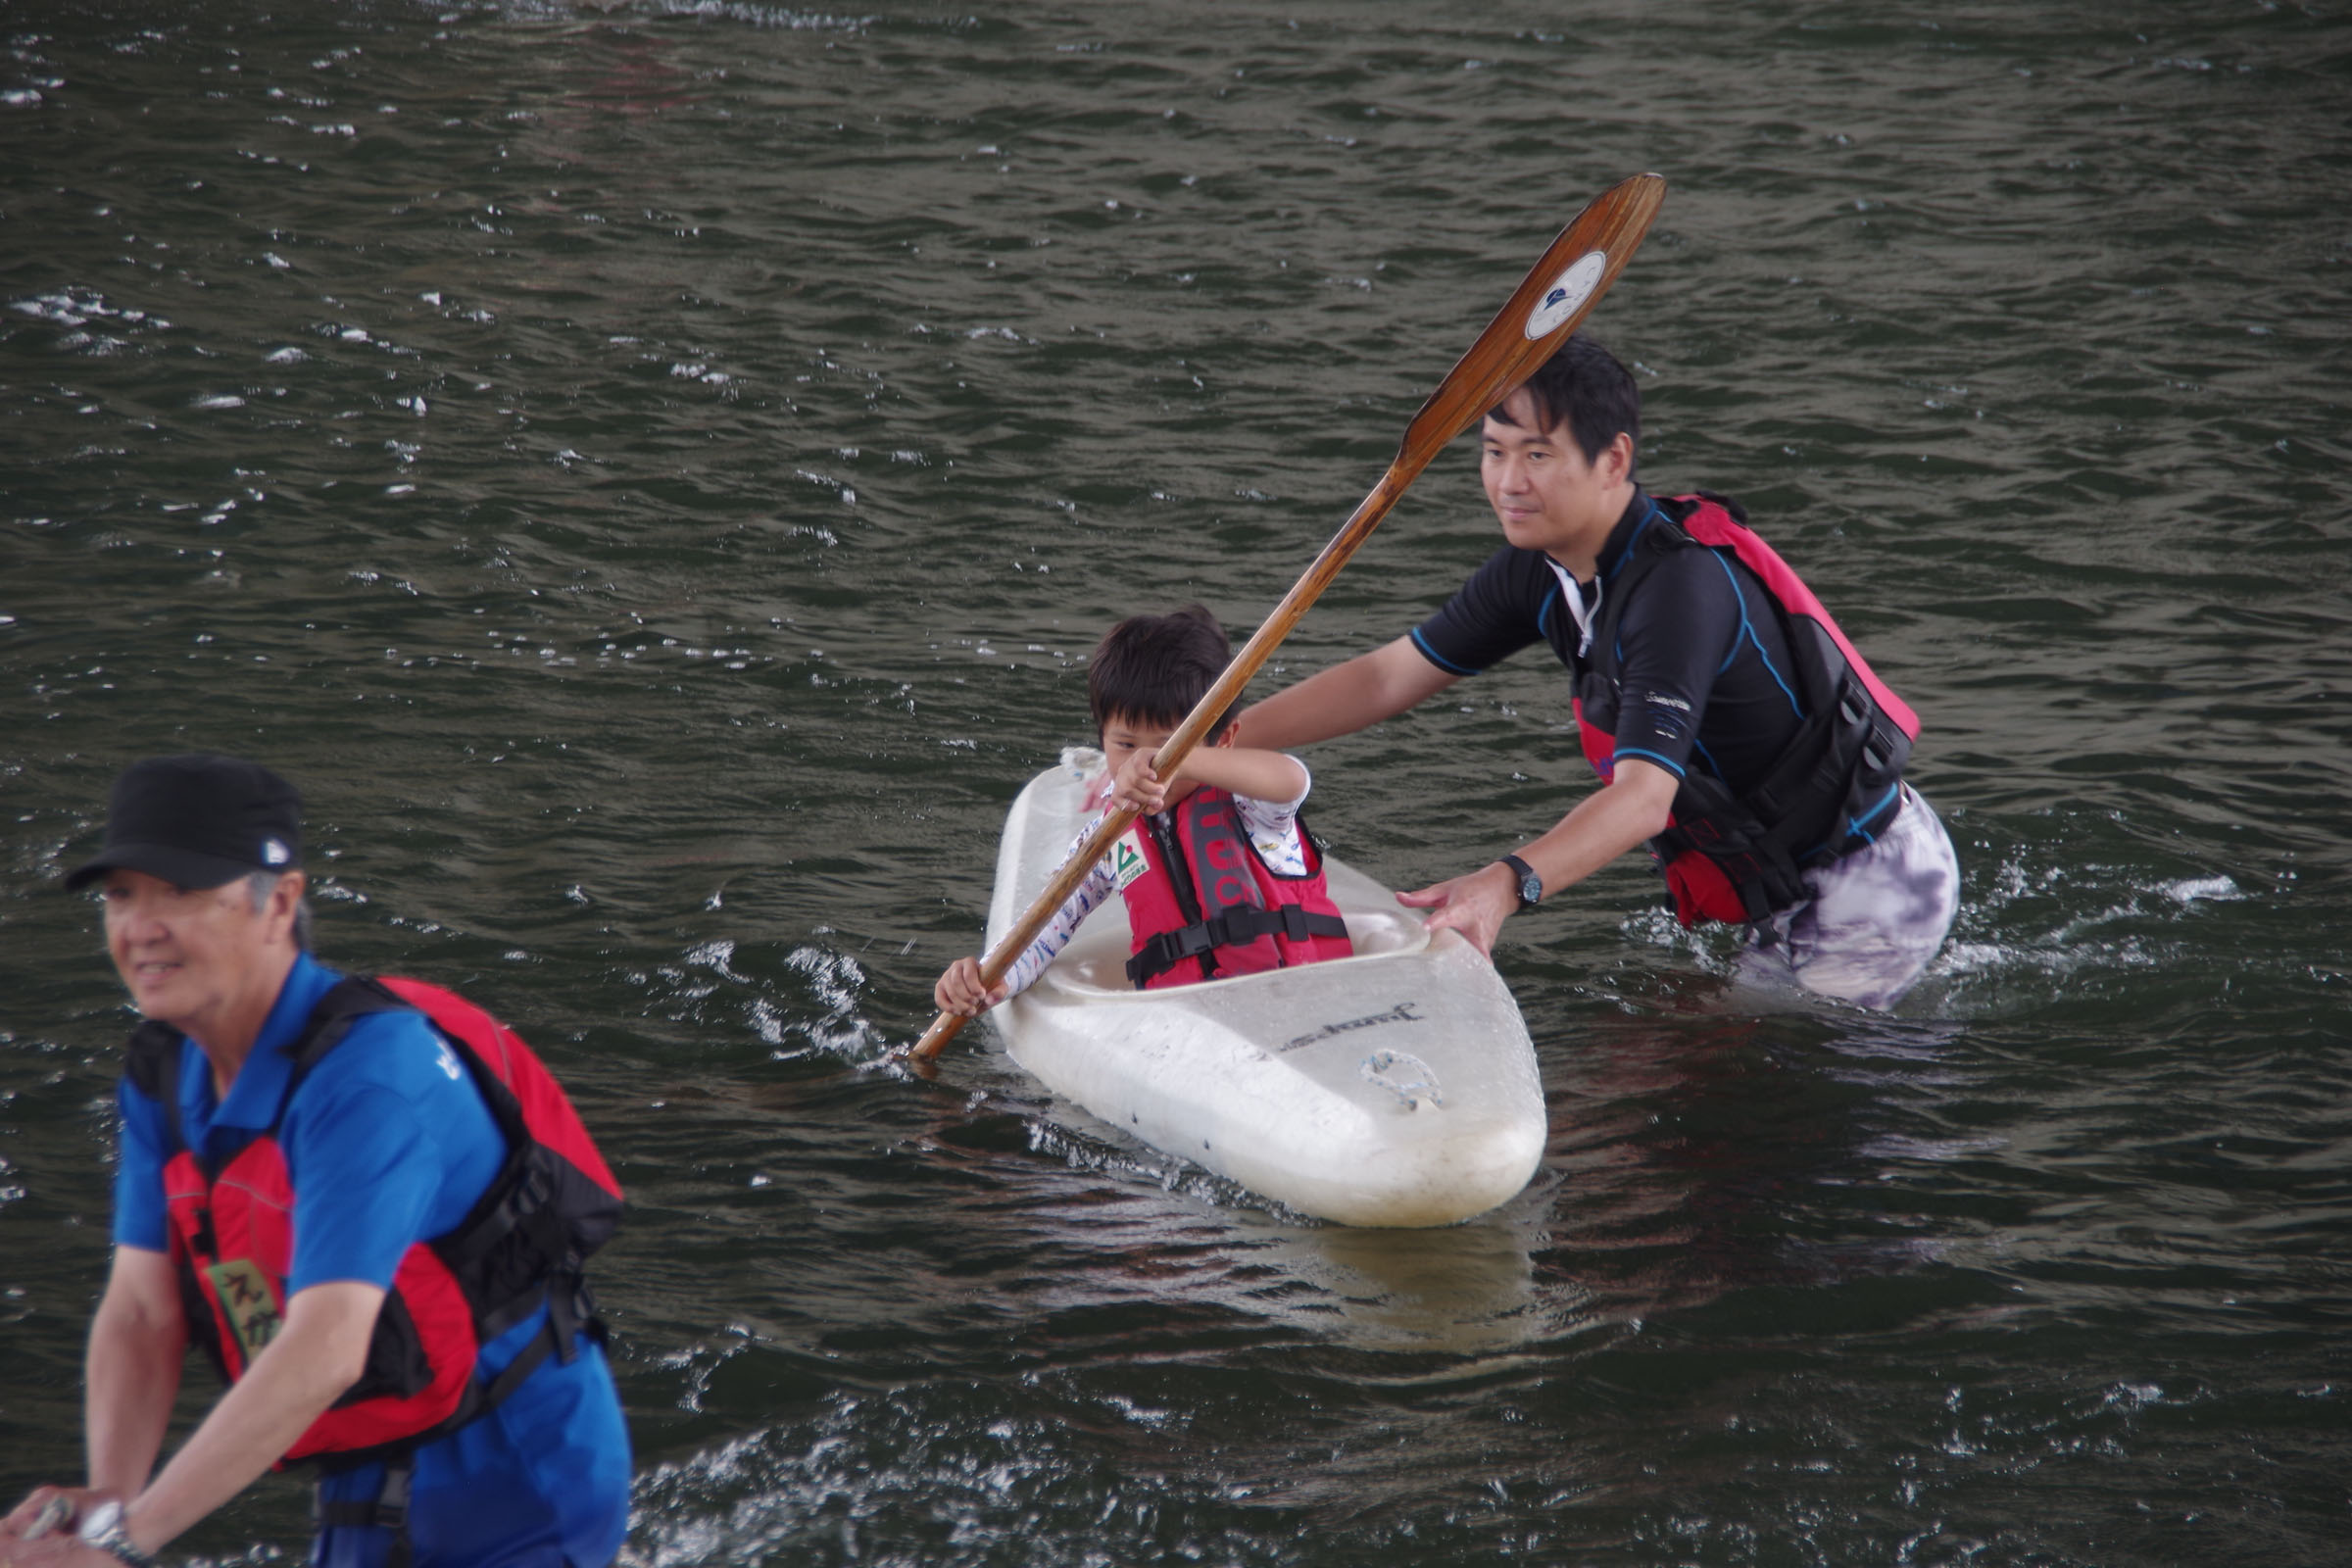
[981,750,1546,1228]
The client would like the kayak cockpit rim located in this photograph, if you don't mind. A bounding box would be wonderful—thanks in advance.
[1035,906,1434,999]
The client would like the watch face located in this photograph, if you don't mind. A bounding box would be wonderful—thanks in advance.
[79,1499,123,1541]
[1520,872,1543,906]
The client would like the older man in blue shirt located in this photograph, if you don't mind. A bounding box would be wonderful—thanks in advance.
[2,756,630,1568]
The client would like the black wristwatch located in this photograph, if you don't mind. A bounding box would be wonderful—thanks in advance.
[1498,853,1544,910]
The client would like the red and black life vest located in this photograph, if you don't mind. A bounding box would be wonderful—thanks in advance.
[1118,787,1354,989]
[1573,493,1921,926]
[123,976,622,1469]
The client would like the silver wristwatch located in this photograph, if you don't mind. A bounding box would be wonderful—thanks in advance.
[77,1500,158,1568]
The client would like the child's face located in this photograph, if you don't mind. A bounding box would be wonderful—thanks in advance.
[1101,712,1178,776]
[1099,711,1232,803]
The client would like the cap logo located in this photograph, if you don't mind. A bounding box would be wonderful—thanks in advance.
[262,838,290,865]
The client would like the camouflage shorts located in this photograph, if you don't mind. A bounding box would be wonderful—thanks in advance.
[1740,784,1961,1010]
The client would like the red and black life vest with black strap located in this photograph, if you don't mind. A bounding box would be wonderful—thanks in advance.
[1121,787,1353,988]
[123,975,622,1475]
[1574,493,1921,925]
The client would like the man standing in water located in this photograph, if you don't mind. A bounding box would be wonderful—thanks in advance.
[3,755,630,1568]
[1236,335,1960,1008]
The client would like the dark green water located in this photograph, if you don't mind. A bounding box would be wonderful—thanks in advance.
[4,2,2349,1563]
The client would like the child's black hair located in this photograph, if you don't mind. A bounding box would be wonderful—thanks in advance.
[1088,604,1237,736]
[1488,331,1641,471]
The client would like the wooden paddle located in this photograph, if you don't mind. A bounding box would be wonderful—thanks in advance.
[906,172,1668,1064]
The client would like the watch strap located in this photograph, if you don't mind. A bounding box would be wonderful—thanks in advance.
[1498,853,1542,909]
[78,1504,158,1568]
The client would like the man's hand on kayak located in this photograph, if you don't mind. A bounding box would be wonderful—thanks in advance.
[935,956,1007,1017]
[1396,863,1520,956]
[1399,761,1678,957]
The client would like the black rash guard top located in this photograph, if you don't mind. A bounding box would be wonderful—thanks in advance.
[1409,488,1809,795]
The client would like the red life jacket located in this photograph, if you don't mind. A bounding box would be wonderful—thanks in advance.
[1117,786,1353,989]
[1574,493,1921,926]
[125,976,622,1468]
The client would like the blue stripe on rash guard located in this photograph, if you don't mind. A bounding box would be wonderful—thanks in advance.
[1409,626,1482,676]
[1612,747,1688,778]
[1818,784,1903,857]
[1847,782,1902,843]
[1710,552,1805,720]
[1600,502,1667,582]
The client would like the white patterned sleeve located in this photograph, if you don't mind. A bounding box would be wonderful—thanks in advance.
[1232,760,1312,877]
[998,814,1119,997]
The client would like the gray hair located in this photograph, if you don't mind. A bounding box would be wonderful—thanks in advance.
[246,869,314,953]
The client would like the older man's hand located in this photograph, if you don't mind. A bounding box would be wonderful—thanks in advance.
[1,1490,107,1542]
[0,1535,135,1568]
[0,1492,128,1568]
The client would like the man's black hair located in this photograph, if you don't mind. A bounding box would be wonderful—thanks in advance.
[1489,332,1641,470]
[1088,604,1238,736]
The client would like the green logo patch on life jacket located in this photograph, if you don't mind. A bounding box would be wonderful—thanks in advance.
[1110,829,1150,892]
[204,1258,284,1361]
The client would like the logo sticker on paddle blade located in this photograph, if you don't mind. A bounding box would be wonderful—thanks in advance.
[1523,250,1608,341]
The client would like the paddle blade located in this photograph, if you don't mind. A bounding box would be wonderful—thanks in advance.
[1396,172,1666,470]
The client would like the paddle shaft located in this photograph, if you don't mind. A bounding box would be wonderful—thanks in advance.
[908,172,1667,1063]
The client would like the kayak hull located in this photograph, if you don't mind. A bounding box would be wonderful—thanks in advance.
[984,752,1545,1228]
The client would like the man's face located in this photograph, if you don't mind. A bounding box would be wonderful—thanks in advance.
[102,867,298,1034]
[1479,390,1624,564]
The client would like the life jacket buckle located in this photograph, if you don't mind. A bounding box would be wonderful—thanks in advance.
[374,1459,412,1533]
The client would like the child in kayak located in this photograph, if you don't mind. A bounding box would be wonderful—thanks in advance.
[934,604,1353,1014]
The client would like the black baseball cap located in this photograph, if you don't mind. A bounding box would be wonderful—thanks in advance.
[64,754,304,892]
